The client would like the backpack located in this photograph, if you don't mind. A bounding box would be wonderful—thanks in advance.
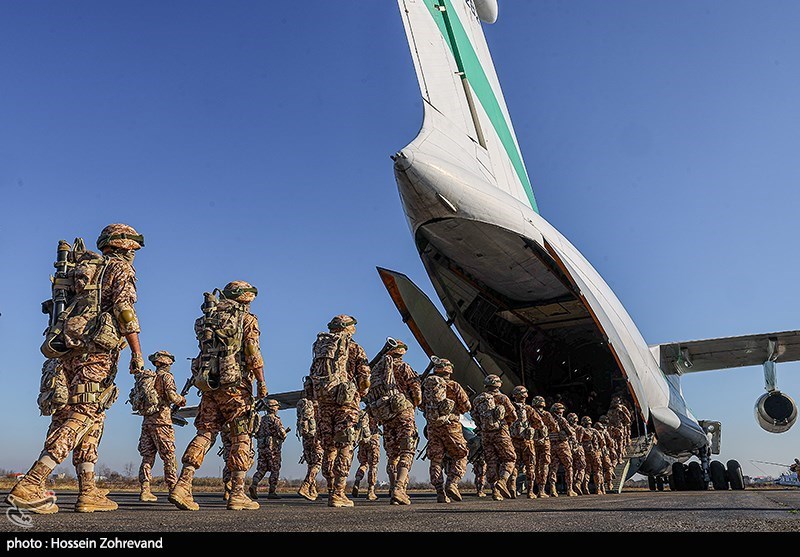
[473,392,505,432]
[41,240,122,358]
[364,354,412,423]
[296,398,317,438]
[193,295,247,391]
[37,358,68,416]
[128,369,160,416]
[422,375,455,426]
[309,331,355,405]
[510,402,535,440]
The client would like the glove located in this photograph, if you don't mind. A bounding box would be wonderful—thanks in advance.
[257,381,268,400]
[179,396,187,408]
[130,353,145,374]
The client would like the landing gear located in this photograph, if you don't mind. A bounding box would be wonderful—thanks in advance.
[656,477,665,491]
[709,460,729,490]
[727,460,745,490]
[648,475,656,491]
[687,461,705,490]
[672,462,687,491]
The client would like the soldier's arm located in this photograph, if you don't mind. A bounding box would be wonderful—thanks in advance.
[107,262,143,372]
[162,372,185,407]
[353,343,371,396]
[243,314,267,397]
[546,412,560,432]
[453,384,471,414]
[399,362,422,407]
[527,406,545,428]
[502,395,517,424]
[276,418,288,441]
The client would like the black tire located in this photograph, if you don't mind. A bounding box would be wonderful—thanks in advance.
[672,462,687,491]
[727,459,745,490]
[687,461,703,490]
[709,460,728,491]
[648,475,656,491]
[656,477,665,491]
[667,474,676,491]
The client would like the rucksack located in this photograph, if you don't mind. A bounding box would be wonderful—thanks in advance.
[422,375,454,426]
[193,295,247,391]
[128,369,160,416]
[510,402,535,440]
[473,392,505,432]
[37,358,68,416]
[309,331,355,405]
[364,354,412,423]
[296,398,317,438]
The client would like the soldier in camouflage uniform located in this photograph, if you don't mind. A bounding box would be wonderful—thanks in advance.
[472,452,487,497]
[565,413,587,496]
[422,358,471,503]
[598,415,619,465]
[607,396,633,461]
[138,351,186,502]
[7,224,145,514]
[310,315,371,508]
[547,403,578,497]
[580,416,605,495]
[169,281,268,511]
[509,386,544,499]
[594,420,616,492]
[472,375,517,501]
[296,396,323,501]
[352,410,380,501]
[219,427,233,501]
[249,399,289,500]
[364,340,421,505]
[530,396,559,498]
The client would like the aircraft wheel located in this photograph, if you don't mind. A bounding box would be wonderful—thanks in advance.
[672,462,687,491]
[656,477,665,491]
[709,460,728,490]
[727,459,745,490]
[667,474,676,491]
[687,461,703,490]
[648,475,656,491]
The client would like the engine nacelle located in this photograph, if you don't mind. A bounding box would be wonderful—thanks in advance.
[755,391,797,433]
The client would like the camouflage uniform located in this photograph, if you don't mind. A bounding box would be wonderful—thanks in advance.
[566,413,586,495]
[297,397,323,501]
[471,452,487,497]
[547,403,577,497]
[7,224,145,514]
[594,422,616,491]
[250,400,288,499]
[352,412,380,501]
[138,351,185,501]
[311,315,370,508]
[598,415,619,465]
[423,359,471,503]
[607,398,633,460]
[531,397,559,498]
[170,281,267,511]
[509,386,544,499]
[472,375,517,501]
[580,417,605,495]
[220,427,233,500]
[365,343,421,505]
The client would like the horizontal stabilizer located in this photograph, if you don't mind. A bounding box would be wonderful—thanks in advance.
[653,330,800,375]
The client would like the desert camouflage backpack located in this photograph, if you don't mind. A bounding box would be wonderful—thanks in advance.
[296,398,317,438]
[510,402,535,440]
[194,295,247,391]
[422,374,454,426]
[309,331,355,405]
[364,354,412,423]
[472,392,505,432]
[37,358,68,416]
[128,369,160,416]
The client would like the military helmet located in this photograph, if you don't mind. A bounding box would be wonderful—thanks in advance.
[221,280,258,303]
[550,402,566,413]
[598,414,609,424]
[511,385,528,399]
[432,357,453,374]
[580,416,593,427]
[327,314,357,331]
[265,399,280,409]
[148,350,175,366]
[566,412,578,423]
[97,223,144,251]
[483,374,502,388]
[531,395,546,408]
[388,339,408,354]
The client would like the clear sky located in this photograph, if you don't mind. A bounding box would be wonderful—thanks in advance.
[1,1,799,483]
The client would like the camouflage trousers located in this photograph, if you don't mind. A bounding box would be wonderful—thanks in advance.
[137,422,177,488]
[585,447,604,492]
[472,457,486,492]
[383,410,418,473]
[317,402,359,480]
[601,449,614,484]
[252,442,282,489]
[182,386,254,473]
[427,421,468,488]
[42,352,116,466]
[511,438,536,489]
[610,425,627,459]
[302,435,324,483]
[548,440,573,488]
[534,439,551,490]
[482,429,516,483]
[572,444,586,488]
[355,438,379,487]
[220,429,232,483]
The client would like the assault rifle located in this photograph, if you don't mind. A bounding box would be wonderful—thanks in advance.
[171,368,195,427]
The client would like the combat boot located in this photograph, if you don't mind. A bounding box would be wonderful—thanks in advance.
[222,480,231,501]
[298,480,316,501]
[477,488,487,498]
[507,478,517,499]
[436,487,451,503]
[75,471,118,513]
[328,477,354,508]
[536,484,548,498]
[367,486,378,501]
[444,480,462,502]
[491,484,503,501]
[526,487,537,499]
[267,486,281,500]
[572,482,583,496]
[248,482,259,500]
[227,474,259,511]
[139,482,158,502]
[391,467,411,506]
[5,461,59,514]
[169,467,199,511]
[495,475,512,499]
[310,481,318,499]
[351,478,361,498]
[547,483,559,498]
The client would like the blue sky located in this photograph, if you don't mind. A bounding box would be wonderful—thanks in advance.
[1,1,799,482]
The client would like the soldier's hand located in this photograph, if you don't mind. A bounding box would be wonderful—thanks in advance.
[179,396,187,408]
[130,353,145,374]
[257,380,268,399]
[285,427,291,434]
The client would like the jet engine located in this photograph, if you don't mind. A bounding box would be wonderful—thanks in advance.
[755,390,797,433]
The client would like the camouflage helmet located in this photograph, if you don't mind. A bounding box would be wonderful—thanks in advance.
[511,385,529,399]
[580,416,593,427]
[148,350,175,366]
[598,414,609,424]
[483,374,502,388]
[97,223,144,251]
[327,314,357,331]
[566,412,578,423]
[388,339,408,354]
[265,399,280,409]
[432,357,453,374]
[221,280,258,303]
[550,402,566,413]
[531,395,546,408]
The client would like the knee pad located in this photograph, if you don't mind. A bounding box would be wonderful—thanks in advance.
[182,431,214,468]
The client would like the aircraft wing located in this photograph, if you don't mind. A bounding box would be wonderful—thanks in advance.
[653,330,800,375]
[171,389,305,426]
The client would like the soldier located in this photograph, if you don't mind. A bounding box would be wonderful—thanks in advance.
[7,224,145,514]
[547,403,577,497]
[607,396,633,460]
[309,314,370,508]
[580,416,605,495]
[249,399,289,500]
[137,351,187,502]
[565,413,587,496]
[594,420,616,492]
[422,358,471,503]
[472,375,516,501]
[219,427,233,501]
[509,386,544,499]
[472,452,487,498]
[598,414,619,465]
[169,281,268,511]
[296,396,323,501]
[352,411,380,501]
[530,396,559,498]
[364,339,421,505]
